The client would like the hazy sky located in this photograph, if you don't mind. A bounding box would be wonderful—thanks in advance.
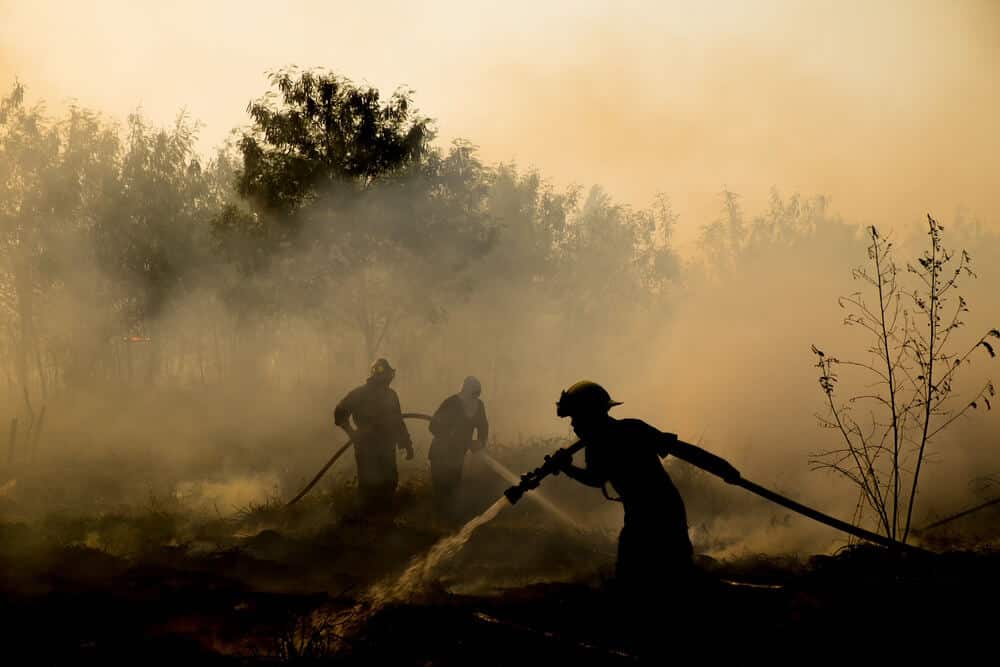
[2,0,998,241]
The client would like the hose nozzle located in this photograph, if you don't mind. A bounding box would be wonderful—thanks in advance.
[503,473,541,505]
[502,441,585,506]
[503,485,525,505]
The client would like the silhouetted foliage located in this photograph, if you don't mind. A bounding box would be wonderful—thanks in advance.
[227,69,496,359]
[811,217,998,543]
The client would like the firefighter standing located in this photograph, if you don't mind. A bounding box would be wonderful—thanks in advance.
[428,376,489,520]
[334,358,414,513]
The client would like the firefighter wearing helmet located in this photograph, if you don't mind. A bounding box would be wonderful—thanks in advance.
[428,376,490,523]
[551,380,739,596]
[334,358,414,513]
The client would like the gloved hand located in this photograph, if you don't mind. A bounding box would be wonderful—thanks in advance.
[655,432,679,458]
[718,462,741,484]
[469,439,485,452]
[546,448,574,476]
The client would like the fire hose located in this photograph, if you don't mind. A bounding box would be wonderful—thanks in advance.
[504,439,930,554]
[289,417,931,553]
[286,412,434,507]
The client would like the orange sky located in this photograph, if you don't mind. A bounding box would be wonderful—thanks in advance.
[2,0,997,245]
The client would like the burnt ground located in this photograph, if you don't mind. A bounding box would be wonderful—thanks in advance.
[3,530,998,664]
[2,443,999,664]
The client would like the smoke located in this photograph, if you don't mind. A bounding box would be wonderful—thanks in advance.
[4,1,998,243]
[174,473,281,515]
[1,1,998,562]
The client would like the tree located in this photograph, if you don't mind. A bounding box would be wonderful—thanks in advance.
[231,68,492,362]
[97,111,212,323]
[0,80,48,411]
[811,216,998,544]
[698,188,745,279]
[0,83,125,405]
[554,187,679,326]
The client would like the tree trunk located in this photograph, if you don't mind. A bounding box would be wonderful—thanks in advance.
[13,256,35,417]
[31,405,45,461]
[33,338,47,402]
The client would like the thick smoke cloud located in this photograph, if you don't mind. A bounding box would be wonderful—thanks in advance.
[1,1,997,557]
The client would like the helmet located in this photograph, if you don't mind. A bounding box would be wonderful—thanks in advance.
[461,376,482,397]
[369,358,396,383]
[556,381,622,418]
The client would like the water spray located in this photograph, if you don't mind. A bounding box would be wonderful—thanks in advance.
[478,451,583,531]
[504,441,586,505]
